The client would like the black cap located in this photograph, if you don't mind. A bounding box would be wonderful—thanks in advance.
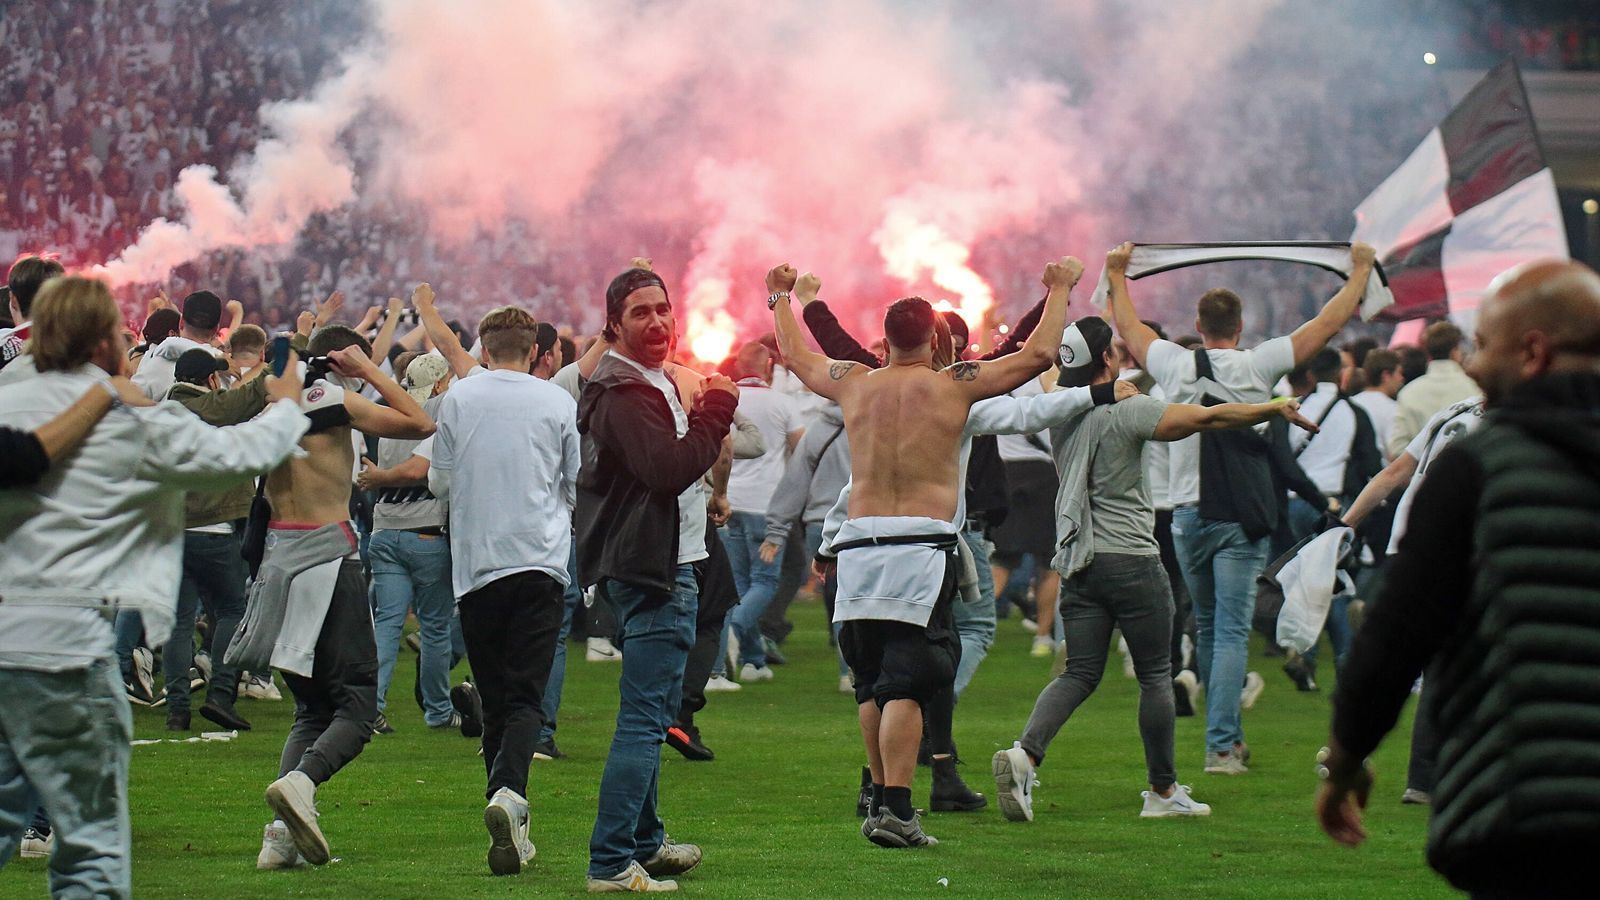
[940,311,970,351]
[535,321,558,358]
[181,291,223,332]
[174,348,227,385]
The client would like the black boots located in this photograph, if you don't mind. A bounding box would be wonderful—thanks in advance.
[929,756,987,812]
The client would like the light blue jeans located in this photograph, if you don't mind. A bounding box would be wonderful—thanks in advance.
[540,542,583,744]
[588,567,698,879]
[723,511,781,669]
[0,658,131,899]
[1171,506,1270,754]
[953,528,997,697]
[368,529,456,725]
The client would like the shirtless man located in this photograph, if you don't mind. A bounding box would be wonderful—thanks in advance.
[245,323,433,870]
[770,257,1078,847]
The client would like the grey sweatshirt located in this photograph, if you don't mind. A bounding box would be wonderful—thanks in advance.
[764,403,852,545]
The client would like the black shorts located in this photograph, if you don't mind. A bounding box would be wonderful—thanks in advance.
[838,549,961,709]
[991,459,1059,560]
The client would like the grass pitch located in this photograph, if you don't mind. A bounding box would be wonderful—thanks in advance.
[2,598,1454,898]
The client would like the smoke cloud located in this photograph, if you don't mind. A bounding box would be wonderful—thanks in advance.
[95,0,1450,348]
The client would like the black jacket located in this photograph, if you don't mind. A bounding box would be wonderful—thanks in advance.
[575,353,737,593]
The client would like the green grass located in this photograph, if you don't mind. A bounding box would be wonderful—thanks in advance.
[3,598,1455,898]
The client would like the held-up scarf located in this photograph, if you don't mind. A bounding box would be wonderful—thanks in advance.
[1087,242,1394,322]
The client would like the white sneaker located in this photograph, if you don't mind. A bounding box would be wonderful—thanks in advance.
[19,826,52,859]
[1118,635,1135,678]
[1030,635,1054,658]
[587,859,678,892]
[1019,617,1038,633]
[241,673,283,701]
[194,650,213,684]
[586,637,622,662]
[838,674,855,694]
[1174,670,1202,711]
[485,787,536,876]
[992,742,1038,822]
[704,675,742,693]
[132,646,155,700]
[1140,784,1212,817]
[1203,751,1248,775]
[739,663,774,683]
[1400,788,1431,805]
[256,820,306,870]
[265,771,329,865]
[1240,671,1265,710]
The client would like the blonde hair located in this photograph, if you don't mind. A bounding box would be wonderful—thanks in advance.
[29,277,121,373]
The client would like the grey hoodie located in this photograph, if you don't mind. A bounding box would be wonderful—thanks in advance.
[764,402,851,546]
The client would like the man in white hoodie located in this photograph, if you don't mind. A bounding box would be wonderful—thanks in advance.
[0,277,309,899]
[131,290,233,400]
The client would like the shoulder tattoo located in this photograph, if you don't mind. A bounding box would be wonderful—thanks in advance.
[946,361,980,382]
[829,361,860,381]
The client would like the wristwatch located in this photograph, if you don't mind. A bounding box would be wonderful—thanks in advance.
[767,291,790,310]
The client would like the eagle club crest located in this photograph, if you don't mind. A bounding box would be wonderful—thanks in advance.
[306,387,326,404]
[1059,344,1075,367]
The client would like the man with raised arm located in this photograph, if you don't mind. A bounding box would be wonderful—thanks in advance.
[1105,240,1375,776]
[770,257,1078,847]
[229,323,434,872]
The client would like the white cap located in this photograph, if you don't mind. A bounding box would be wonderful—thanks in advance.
[1058,323,1092,370]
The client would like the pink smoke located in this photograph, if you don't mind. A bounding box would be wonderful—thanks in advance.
[96,0,1286,350]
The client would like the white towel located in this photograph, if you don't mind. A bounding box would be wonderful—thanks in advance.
[833,516,960,628]
[1275,526,1356,654]
[1088,242,1394,322]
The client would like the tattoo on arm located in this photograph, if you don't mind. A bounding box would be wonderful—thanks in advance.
[829,361,860,381]
[946,361,979,382]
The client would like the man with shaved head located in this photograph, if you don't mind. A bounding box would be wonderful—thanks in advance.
[1316,260,1600,896]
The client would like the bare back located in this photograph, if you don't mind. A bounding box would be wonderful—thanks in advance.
[265,426,356,525]
[839,364,972,521]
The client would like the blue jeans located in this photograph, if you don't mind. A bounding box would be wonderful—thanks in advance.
[113,611,142,684]
[1171,506,1269,754]
[1287,497,1353,671]
[540,541,582,744]
[588,566,698,879]
[953,528,997,696]
[0,658,131,898]
[368,529,455,725]
[165,530,249,713]
[723,511,780,669]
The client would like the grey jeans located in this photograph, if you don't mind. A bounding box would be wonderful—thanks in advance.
[1020,552,1177,789]
[0,658,132,899]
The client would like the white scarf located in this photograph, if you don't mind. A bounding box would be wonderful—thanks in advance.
[1088,242,1394,322]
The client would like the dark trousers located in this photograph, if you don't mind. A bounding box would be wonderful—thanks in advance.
[165,530,249,712]
[459,570,564,801]
[279,559,378,785]
[679,525,739,728]
[761,522,807,643]
[1155,509,1193,671]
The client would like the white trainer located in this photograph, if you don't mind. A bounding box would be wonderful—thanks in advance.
[265,771,329,865]
[1174,670,1202,710]
[240,673,283,701]
[1140,784,1212,817]
[704,675,741,693]
[838,674,855,694]
[256,820,306,870]
[739,663,774,683]
[485,787,536,876]
[992,742,1039,822]
[19,827,53,859]
[586,637,622,662]
[587,859,678,892]
[1240,671,1265,710]
[1203,751,1248,775]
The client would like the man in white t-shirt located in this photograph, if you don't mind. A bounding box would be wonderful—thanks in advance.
[1107,240,1376,775]
[1351,349,1404,460]
[721,341,802,681]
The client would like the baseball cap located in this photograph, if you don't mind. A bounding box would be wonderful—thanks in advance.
[173,347,227,385]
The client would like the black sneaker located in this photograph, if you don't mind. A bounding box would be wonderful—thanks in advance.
[856,766,872,818]
[665,724,714,761]
[533,739,567,761]
[450,682,484,738]
[200,699,253,731]
[167,710,191,731]
[1283,655,1319,692]
[372,712,395,735]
